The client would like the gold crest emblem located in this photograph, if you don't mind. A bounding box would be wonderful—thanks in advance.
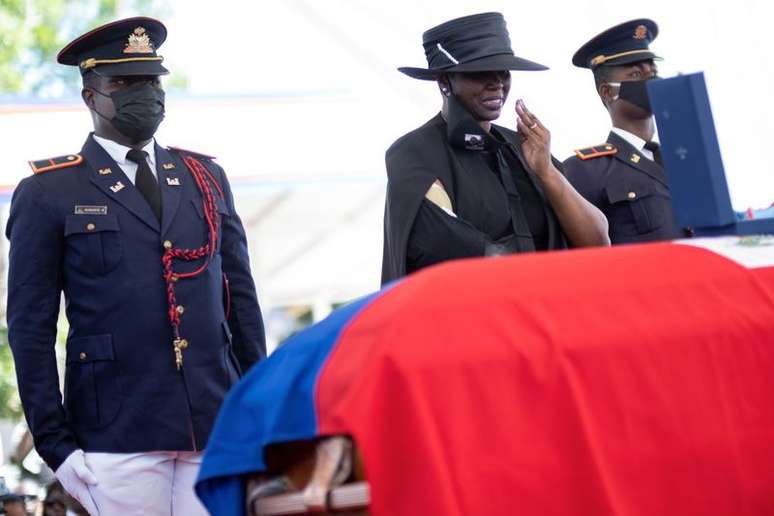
[633,25,648,40]
[124,27,154,54]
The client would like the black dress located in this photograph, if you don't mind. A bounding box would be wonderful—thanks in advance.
[382,96,567,284]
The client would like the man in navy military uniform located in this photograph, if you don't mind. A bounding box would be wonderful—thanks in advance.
[563,19,686,244]
[5,17,265,515]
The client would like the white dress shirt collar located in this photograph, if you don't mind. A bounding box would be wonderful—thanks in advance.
[611,127,655,162]
[92,134,157,172]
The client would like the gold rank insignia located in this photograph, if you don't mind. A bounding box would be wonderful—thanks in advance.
[630,153,641,163]
[162,163,176,170]
[633,25,648,40]
[98,167,112,175]
[574,143,617,161]
[124,27,154,54]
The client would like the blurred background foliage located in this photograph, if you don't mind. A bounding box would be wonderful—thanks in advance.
[0,328,23,420]
[0,0,186,97]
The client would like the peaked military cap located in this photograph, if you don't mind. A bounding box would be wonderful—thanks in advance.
[399,12,548,80]
[57,17,169,76]
[573,19,660,69]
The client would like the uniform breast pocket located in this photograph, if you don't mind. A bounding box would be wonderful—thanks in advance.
[191,197,230,219]
[64,334,122,429]
[191,198,230,249]
[606,182,671,235]
[64,214,123,275]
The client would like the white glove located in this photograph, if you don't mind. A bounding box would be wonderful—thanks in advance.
[55,449,99,515]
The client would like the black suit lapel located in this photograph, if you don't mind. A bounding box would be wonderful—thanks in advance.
[83,136,160,232]
[607,131,669,187]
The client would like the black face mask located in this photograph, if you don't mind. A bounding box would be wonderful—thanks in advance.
[610,79,659,113]
[91,81,165,142]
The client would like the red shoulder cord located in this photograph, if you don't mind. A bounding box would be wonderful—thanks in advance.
[162,155,225,369]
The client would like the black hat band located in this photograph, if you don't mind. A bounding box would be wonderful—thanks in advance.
[590,48,653,68]
[80,56,164,70]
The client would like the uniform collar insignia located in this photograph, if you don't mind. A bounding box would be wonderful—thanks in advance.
[109,181,125,193]
[124,27,154,54]
[162,163,175,170]
[166,177,181,186]
[630,153,641,163]
[98,167,112,175]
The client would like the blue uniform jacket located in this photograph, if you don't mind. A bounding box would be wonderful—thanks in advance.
[5,135,266,470]
[564,131,682,244]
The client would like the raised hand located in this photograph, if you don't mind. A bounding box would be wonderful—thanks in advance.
[515,99,552,177]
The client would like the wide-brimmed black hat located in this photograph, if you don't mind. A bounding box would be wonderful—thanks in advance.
[57,17,169,76]
[573,19,661,69]
[399,12,548,80]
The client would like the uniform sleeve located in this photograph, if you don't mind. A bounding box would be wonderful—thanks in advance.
[563,157,605,209]
[213,163,266,371]
[5,178,77,470]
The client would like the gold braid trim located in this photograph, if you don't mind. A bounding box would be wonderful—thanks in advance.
[80,56,163,70]
[590,49,651,67]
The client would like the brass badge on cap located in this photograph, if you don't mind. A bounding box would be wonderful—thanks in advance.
[633,25,648,40]
[124,27,154,54]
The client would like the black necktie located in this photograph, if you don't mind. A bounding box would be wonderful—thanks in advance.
[644,141,663,167]
[126,148,161,220]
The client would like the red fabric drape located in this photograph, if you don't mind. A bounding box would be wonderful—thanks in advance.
[318,243,774,516]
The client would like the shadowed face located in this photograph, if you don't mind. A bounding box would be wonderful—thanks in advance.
[598,59,658,118]
[444,70,511,122]
[83,74,163,120]
[81,73,164,146]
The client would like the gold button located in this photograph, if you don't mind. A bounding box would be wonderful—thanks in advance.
[178,339,189,349]
[79,352,87,360]
[163,240,173,250]
[67,155,76,161]
[86,223,96,231]
[176,305,185,315]
[627,191,636,200]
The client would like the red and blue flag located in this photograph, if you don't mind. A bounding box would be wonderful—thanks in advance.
[196,240,774,516]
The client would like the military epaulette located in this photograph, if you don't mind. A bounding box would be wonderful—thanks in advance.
[574,144,617,160]
[167,146,216,161]
[28,154,83,174]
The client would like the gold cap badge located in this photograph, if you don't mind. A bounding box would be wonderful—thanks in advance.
[633,25,648,40]
[124,27,154,54]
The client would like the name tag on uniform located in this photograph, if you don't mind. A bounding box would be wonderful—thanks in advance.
[74,205,108,215]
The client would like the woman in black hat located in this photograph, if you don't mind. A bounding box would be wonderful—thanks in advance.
[381,12,610,283]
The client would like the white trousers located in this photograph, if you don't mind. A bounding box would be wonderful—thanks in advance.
[84,451,209,516]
